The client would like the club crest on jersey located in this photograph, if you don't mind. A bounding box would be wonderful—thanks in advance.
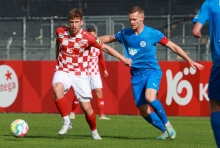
[77,39,88,47]
[95,38,101,44]
[140,41,146,47]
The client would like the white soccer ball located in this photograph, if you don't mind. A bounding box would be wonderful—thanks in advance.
[10,119,29,137]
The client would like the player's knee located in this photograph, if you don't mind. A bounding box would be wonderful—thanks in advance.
[138,105,151,117]
[95,89,102,97]
[210,99,220,112]
[53,83,65,99]
[80,102,93,115]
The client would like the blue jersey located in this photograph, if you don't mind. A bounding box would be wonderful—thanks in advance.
[192,0,220,66]
[114,25,164,75]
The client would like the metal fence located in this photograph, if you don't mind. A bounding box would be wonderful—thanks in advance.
[0,15,211,61]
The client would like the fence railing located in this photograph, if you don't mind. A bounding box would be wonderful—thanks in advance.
[0,15,210,61]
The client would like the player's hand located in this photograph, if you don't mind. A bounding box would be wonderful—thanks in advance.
[104,70,108,77]
[189,61,204,70]
[124,58,132,67]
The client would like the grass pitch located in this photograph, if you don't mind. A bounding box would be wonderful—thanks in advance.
[0,113,216,148]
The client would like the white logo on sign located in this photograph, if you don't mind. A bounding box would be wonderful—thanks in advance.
[166,67,196,106]
[140,41,146,47]
[0,65,19,107]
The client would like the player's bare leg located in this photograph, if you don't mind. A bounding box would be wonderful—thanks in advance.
[80,100,102,140]
[53,82,73,135]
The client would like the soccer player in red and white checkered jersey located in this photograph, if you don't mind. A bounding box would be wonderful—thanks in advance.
[69,28,110,120]
[52,8,131,140]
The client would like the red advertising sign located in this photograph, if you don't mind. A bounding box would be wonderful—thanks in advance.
[0,61,211,116]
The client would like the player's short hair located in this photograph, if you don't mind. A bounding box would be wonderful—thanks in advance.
[68,8,83,20]
[87,28,96,33]
[129,6,144,14]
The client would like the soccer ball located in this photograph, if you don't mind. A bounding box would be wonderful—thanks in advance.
[10,119,29,137]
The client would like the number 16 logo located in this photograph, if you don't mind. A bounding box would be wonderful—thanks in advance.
[166,67,196,106]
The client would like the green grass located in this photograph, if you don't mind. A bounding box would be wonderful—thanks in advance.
[0,113,216,148]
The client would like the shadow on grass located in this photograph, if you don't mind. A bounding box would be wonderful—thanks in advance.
[2,134,156,140]
[73,134,155,140]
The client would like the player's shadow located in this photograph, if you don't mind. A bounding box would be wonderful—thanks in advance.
[2,134,68,140]
[73,134,155,140]
[2,134,156,140]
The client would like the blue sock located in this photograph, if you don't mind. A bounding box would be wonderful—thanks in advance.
[149,99,168,124]
[210,112,220,148]
[144,112,166,132]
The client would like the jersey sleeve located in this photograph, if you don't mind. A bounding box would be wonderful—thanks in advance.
[56,27,62,38]
[151,29,164,45]
[159,36,169,46]
[56,26,67,39]
[88,35,103,49]
[192,1,209,25]
[98,50,107,70]
[114,30,124,43]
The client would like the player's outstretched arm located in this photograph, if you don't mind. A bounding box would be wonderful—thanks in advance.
[100,44,132,66]
[192,22,203,38]
[98,35,117,43]
[98,51,108,77]
[165,41,204,70]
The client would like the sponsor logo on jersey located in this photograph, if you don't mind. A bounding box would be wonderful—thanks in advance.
[67,47,74,53]
[140,41,146,47]
[128,47,138,56]
[0,65,19,108]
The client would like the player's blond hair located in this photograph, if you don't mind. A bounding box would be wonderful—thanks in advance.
[68,8,83,20]
[129,6,144,14]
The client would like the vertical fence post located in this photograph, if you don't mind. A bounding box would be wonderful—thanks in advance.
[167,15,171,60]
[23,17,27,60]
[182,23,185,44]
[198,38,201,61]
[6,37,13,60]
[50,17,55,60]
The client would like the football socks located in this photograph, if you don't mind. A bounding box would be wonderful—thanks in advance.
[149,99,169,124]
[85,111,97,131]
[97,98,105,116]
[210,111,220,147]
[144,112,166,132]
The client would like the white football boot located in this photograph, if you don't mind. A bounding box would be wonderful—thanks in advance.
[91,130,102,140]
[58,122,73,135]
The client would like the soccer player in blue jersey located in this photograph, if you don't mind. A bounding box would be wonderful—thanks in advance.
[99,6,204,140]
[192,0,220,147]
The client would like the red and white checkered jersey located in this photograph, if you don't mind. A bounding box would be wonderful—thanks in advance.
[55,26,103,76]
[88,47,107,75]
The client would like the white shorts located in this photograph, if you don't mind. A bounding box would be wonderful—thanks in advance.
[90,74,103,90]
[52,71,92,102]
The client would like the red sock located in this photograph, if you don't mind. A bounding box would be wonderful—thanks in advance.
[54,97,69,117]
[97,98,104,116]
[85,111,96,131]
[71,96,79,112]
